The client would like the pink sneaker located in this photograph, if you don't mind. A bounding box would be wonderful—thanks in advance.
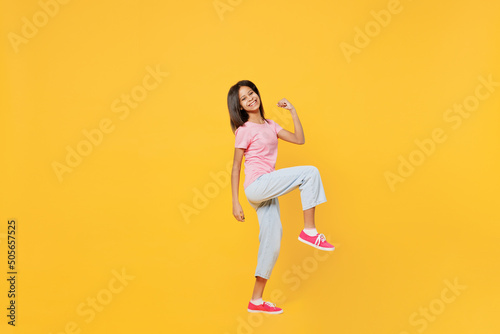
[247,301,283,314]
[298,231,335,251]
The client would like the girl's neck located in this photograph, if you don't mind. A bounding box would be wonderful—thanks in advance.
[248,114,265,124]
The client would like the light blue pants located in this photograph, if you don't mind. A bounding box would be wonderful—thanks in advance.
[244,165,327,279]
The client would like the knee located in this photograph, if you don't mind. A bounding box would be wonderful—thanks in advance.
[268,226,282,243]
[269,229,283,252]
[270,240,281,257]
[305,165,320,177]
[260,232,281,257]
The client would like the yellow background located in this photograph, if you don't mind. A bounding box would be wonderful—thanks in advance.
[1,0,499,333]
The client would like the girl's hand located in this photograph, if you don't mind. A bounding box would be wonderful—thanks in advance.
[277,98,295,111]
[233,202,245,222]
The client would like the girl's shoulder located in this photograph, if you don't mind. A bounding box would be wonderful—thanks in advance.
[234,122,248,135]
[265,118,280,129]
[266,119,281,127]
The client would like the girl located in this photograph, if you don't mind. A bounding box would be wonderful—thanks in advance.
[228,80,334,315]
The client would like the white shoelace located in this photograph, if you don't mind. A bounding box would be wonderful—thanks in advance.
[315,233,326,246]
[264,301,276,308]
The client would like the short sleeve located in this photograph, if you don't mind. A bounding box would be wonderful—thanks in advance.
[235,126,250,149]
[271,120,283,135]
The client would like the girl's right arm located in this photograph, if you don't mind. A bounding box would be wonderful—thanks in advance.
[231,148,245,222]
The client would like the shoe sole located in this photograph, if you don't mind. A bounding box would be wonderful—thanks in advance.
[298,236,335,251]
[247,309,284,314]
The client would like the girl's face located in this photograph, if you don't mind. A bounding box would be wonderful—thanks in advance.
[239,86,260,114]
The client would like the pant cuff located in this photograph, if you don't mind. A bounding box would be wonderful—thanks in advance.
[255,272,271,280]
[303,199,327,211]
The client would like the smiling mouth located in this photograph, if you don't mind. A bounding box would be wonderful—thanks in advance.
[249,101,257,107]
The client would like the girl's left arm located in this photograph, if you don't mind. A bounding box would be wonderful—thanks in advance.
[276,98,305,145]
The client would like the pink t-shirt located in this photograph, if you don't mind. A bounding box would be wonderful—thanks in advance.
[235,119,283,189]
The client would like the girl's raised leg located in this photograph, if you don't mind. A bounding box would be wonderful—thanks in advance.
[304,206,315,229]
